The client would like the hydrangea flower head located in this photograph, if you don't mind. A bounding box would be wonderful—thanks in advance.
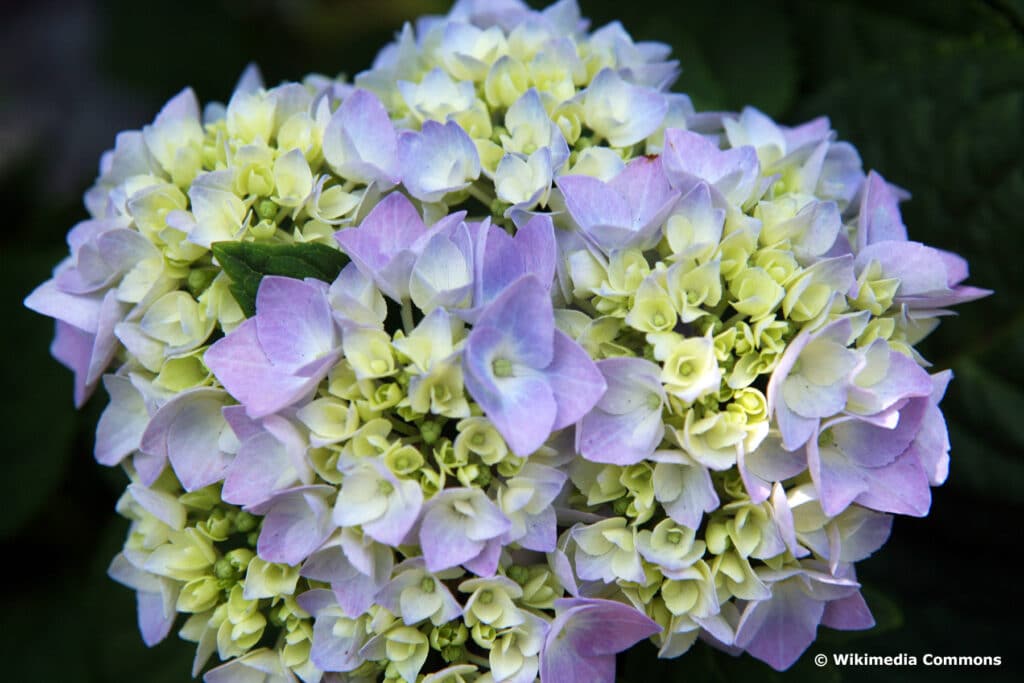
[25,0,990,680]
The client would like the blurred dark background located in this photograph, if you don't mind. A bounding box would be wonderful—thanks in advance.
[1,0,1020,680]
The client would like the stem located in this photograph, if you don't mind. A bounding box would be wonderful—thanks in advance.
[467,181,495,207]
[388,419,418,437]
[467,653,490,668]
[401,297,415,334]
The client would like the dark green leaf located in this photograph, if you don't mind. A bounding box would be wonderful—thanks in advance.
[211,241,349,317]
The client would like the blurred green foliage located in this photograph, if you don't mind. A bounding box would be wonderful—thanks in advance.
[0,0,1020,680]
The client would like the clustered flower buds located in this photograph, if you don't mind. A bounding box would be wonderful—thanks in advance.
[26,0,989,681]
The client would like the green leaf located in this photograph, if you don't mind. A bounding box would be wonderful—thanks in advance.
[211,241,349,317]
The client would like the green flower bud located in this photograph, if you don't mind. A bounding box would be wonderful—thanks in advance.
[783,260,850,322]
[451,100,492,139]
[484,56,530,109]
[724,502,775,557]
[233,511,259,534]
[753,248,799,284]
[395,403,422,422]
[456,463,492,489]
[441,645,467,663]
[625,276,677,333]
[713,325,738,363]
[154,353,211,393]
[519,566,562,609]
[407,362,471,417]
[667,260,723,323]
[753,316,790,354]
[733,387,767,421]
[256,198,278,221]
[476,139,505,177]
[243,556,300,599]
[660,560,716,618]
[506,565,530,585]
[676,405,762,470]
[662,577,700,616]
[282,635,312,669]
[471,622,498,649]
[531,52,575,102]
[857,316,896,347]
[496,454,525,478]
[145,528,218,581]
[249,218,277,241]
[385,443,425,476]
[656,334,721,404]
[607,249,650,296]
[419,419,442,445]
[268,604,288,628]
[367,382,404,412]
[345,418,393,458]
[434,439,468,473]
[233,154,275,198]
[328,361,363,400]
[460,576,524,630]
[128,182,187,240]
[729,267,785,319]
[612,497,631,516]
[197,508,233,542]
[430,621,469,650]
[178,576,222,613]
[720,470,748,500]
[199,273,245,331]
[553,100,583,145]
[278,111,322,163]
[454,417,508,465]
[379,626,429,680]
[716,222,758,281]
[619,463,655,510]
[713,550,770,601]
[420,467,445,498]
[214,558,239,581]
[179,486,222,511]
[852,260,901,316]
[308,446,343,485]
[621,563,663,605]
[576,463,627,505]
[297,397,361,445]
[638,518,705,570]
[225,548,255,572]
[705,518,731,555]
[186,267,218,297]
[728,349,780,389]
[346,329,397,380]
[228,611,267,652]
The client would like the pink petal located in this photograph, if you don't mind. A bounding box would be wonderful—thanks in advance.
[254,276,336,367]
[546,330,606,431]
[736,579,824,671]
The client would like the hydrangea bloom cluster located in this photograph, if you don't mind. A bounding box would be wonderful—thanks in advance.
[26,0,990,680]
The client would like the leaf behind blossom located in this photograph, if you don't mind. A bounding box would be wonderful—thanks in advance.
[211,241,349,317]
